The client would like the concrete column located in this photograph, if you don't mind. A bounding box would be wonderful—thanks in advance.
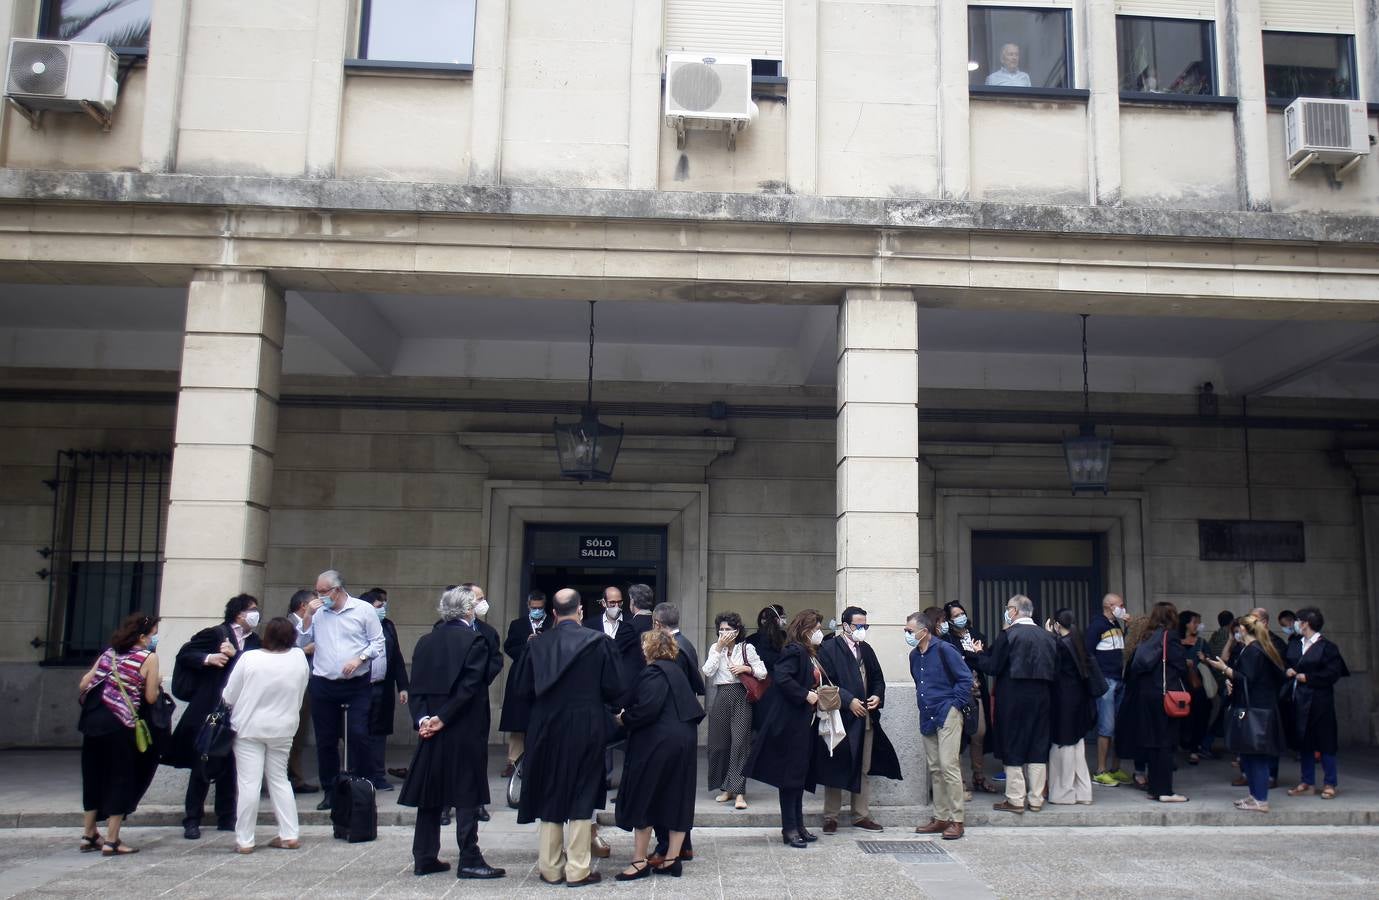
[836,288,920,684]
[1224,0,1272,210]
[785,0,818,194]
[139,0,192,173]
[469,0,511,185]
[158,271,284,657]
[304,0,351,178]
[627,0,664,189]
[1085,0,1121,205]
[936,0,970,200]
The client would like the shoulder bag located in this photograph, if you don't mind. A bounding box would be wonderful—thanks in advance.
[194,701,235,779]
[109,657,153,753]
[1162,631,1192,719]
[936,641,979,739]
[1225,666,1278,755]
[813,660,841,712]
[736,643,770,703]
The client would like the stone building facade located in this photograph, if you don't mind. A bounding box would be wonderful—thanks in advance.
[1,0,1378,761]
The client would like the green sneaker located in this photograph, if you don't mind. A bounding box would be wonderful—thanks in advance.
[1092,772,1120,786]
[1110,770,1134,785]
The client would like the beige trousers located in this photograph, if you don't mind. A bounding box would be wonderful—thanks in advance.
[921,707,966,823]
[538,820,592,883]
[506,732,524,763]
[1048,740,1093,804]
[824,717,873,819]
[1004,763,1048,809]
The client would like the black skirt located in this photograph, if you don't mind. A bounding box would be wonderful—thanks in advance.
[615,719,698,832]
[81,713,151,821]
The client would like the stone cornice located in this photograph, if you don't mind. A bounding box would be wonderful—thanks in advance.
[1,168,1377,246]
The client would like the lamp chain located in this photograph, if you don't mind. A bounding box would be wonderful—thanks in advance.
[586,300,596,409]
[1080,313,1090,418]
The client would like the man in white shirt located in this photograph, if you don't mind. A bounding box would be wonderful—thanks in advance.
[986,43,1032,87]
[296,569,385,810]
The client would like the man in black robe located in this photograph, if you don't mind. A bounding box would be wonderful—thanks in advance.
[816,606,903,833]
[974,594,1057,813]
[584,586,638,688]
[648,602,704,865]
[463,582,504,822]
[361,589,408,791]
[515,588,623,887]
[399,586,503,879]
[500,590,550,777]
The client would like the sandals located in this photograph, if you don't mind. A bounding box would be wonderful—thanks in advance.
[1287,783,1315,797]
[80,832,103,853]
[972,777,1002,794]
[101,840,138,857]
[1321,786,1337,799]
[268,837,300,849]
[734,795,748,810]
[1234,796,1269,812]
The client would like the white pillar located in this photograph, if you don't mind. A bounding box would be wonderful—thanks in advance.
[627,0,664,189]
[139,0,192,173]
[1225,0,1272,210]
[1085,0,1121,205]
[159,271,284,657]
[936,0,970,200]
[305,0,350,178]
[785,0,819,194]
[469,0,511,185]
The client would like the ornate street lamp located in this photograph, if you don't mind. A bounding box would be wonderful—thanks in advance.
[1063,314,1114,494]
[554,301,623,482]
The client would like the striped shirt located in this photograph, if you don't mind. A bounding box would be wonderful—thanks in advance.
[91,648,150,727]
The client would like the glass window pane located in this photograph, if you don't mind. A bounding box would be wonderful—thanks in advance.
[51,0,151,50]
[364,0,476,65]
[968,7,1070,89]
[1262,32,1354,100]
[1116,17,1213,95]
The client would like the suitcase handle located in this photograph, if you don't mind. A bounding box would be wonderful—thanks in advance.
[339,703,349,772]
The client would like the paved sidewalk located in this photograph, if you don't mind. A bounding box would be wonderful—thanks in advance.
[4,746,1377,829]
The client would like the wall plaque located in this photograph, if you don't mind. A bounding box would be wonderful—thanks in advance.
[1198,520,1305,562]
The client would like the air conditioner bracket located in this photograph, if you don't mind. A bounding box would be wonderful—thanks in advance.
[78,99,113,131]
[1335,154,1365,182]
[1287,151,1318,180]
[5,97,43,130]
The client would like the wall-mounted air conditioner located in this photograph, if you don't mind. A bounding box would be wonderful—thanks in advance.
[664,52,756,151]
[1284,97,1370,180]
[5,38,119,129]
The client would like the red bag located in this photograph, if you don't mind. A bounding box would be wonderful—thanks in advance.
[737,643,770,703]
[1162,631,1192,718]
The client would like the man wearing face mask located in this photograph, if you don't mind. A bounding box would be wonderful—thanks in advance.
[815,606,902,834]
[167,594,262,839]
[1084,593,1132,787]
[500,590,550,778]
[909,609,972,840]
[463,582,504,823]
[584,587,638,689]
[362,589,409,792]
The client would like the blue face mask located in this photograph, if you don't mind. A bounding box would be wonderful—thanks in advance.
[1003,609,1014,627]
[953,614,969,629]
[1282,624,1296,636]
[147,635,159,651]
[320,594,335,610]
[376,605,387,620]
[938,621,950,636]
[904,631,919,648]
[528,608,544,622]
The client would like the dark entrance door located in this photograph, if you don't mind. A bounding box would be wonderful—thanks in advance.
[521,524,668,620]
[970,531,1103,631]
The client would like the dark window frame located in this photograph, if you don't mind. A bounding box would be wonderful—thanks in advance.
[1114,14,1220,99]
[1261,29,1358,106]
[967,5,1075,95]
[351,0,477,75]
[38,0,150,58]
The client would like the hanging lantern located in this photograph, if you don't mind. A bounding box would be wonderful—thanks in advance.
[1062,315,1114,494]
[553,302,623,482]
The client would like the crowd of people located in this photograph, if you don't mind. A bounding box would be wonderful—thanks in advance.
[75,574,1352,877]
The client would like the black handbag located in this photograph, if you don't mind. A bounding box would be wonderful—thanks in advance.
[1225,672,1277,755]
[144,690,176,732]
[194,701,235,779]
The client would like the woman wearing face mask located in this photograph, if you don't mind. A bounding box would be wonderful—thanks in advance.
[78,612,162,856]
[746,605,787,674]
[1046,609,1101,805]
[1206,615,1287,811]
[942,602,999,796]
[1122,602,1190,802]
[221,616,311,852]
[1176,610,1211,764]
[702,612,766,809]
[362,589,410,790]
[1284,607,1350,799]
[743,609,826,848]
[167,594,263,840]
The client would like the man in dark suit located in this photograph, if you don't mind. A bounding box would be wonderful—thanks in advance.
[649,601,703,864]
[583,586,637,674]
[500,590,551,777]
[361,588,409,792]
[167,594,263,840]
[466,582,504,821]
[624,583,656,686]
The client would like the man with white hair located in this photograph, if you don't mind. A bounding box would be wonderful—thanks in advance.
[973,594,1057,814]
[296,569,385,811]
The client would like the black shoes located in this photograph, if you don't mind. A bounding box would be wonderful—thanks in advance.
[291,782,319,794]
[216,819,235,832]
[440,808,451,826]
[652,858,682,877]
[414,859,451,876]
[616,861,651,881]
[477,805,490,822]
[781,829,807,849]
[457,864,505,879]
[315,797,332,811]
[567,872,602,887]
[182,822,200,840]
[798,826,818,843]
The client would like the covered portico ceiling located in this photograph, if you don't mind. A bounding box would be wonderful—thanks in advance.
[4,284,1379,398]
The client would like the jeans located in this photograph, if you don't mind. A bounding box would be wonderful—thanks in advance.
[308,674,372,792]
[233,735,297,849]
[1241,753,1272,801]
[1095,677,1124,738]
[1301,752,1338,787]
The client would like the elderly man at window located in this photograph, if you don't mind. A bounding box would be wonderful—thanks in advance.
[986,43,1032,86]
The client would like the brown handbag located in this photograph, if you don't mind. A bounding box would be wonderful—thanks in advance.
[736,643,770,703]
[1162,631,1192,718]
[814,661,841,712]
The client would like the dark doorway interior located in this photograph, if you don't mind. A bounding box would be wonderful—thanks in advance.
[970,531,1104,632]
[522,524,668,621]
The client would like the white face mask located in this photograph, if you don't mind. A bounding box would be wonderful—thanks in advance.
[244,610,260,629]
[850,626,868,643]
[809,628,824,646]
[1112,606,1128,621]
[605,606,621,621]
[474,599,490,618]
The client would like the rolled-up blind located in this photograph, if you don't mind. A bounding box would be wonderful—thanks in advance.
[1259,0,1354,33]
[1115,0,1215,20]
[665,0,784,59]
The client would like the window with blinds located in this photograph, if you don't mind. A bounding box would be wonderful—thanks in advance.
[1114,0,1214,19]
[664,0,784,60]
[41,449,170,662]
[1259,0,1354,34]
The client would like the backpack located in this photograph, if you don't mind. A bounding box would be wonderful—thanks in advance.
[171,625,228,702]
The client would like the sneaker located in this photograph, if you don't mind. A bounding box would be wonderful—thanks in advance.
[1092,772,1119,787]
[1110,771,1134,785]
[992,772,1006,781]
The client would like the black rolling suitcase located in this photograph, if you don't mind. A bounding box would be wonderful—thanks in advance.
[330,704,377,843]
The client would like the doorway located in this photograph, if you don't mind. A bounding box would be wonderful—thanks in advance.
[970,531,1103,630]
[521,524,668,619]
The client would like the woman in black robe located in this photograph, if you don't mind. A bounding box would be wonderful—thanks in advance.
[1047,609,1100,804]
[1284,607,1349,798]
[1125,602,1190,803]
[743,609,824,849]
[613,630,704,880]
[399,587,501,878]
[942,601,999,794]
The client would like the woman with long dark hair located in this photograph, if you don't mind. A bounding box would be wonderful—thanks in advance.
[1125,602,1190,802]
[1207,614,1287,811]
[745,605,787,673]
[942,601,999,795]
[1177,609,1212,764]
[77,612,161,856]
[743,609,824,849]
[1046,608,1098,804]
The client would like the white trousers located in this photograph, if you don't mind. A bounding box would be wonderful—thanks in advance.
[234,735,298,849]
[1048,740,1093,804]
[1004,762,1048,809]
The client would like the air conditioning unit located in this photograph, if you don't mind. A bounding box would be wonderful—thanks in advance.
[1283,97,1370,180]
[5,38,118,129]
[664,52,756,151]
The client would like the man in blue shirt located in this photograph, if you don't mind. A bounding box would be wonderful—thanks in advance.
[1083,593,1132,786]
[908,609,972,840]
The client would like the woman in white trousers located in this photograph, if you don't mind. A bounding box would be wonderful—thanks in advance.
[222,617,311,853]
[1047,610,1095,805]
